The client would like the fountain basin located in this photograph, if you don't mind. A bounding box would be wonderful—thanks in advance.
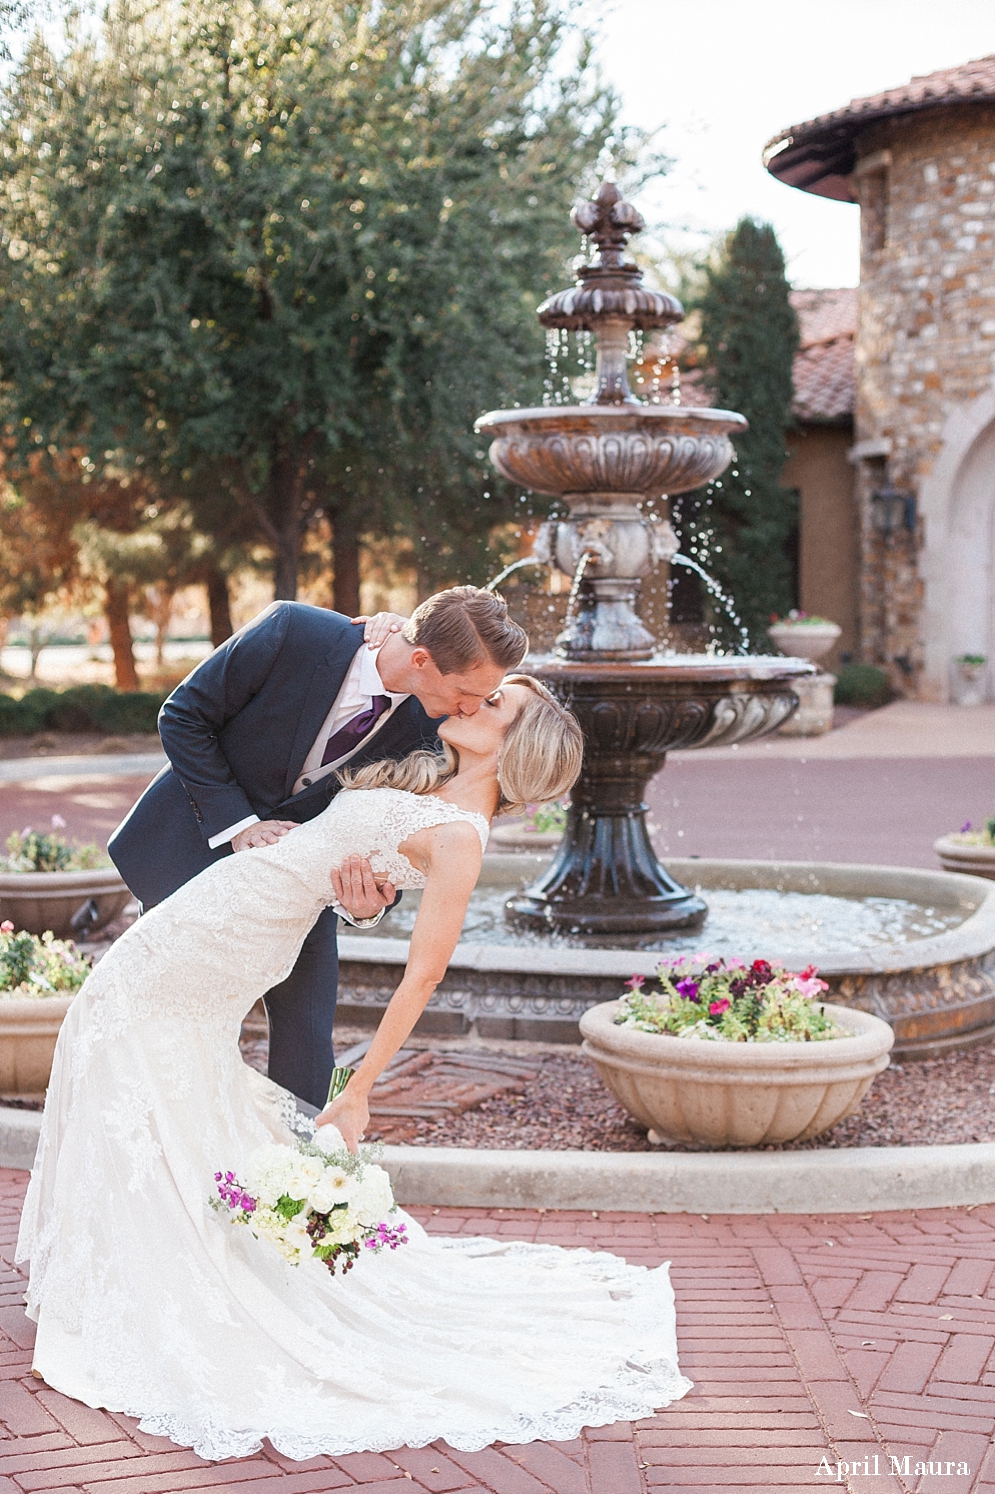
[475,404,747,500]
[508,654,813,931]
[336,855,995,1061]
[579,999,894,1148]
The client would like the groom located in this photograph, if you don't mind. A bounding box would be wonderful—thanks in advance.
[109,586,528,1108]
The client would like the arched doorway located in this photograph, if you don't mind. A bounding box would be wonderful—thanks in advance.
[920,398,995,702]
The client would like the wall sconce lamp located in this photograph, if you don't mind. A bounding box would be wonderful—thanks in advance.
[870,483,917,536]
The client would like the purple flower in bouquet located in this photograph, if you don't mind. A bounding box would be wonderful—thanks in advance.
[961,821,973,833]
[675,978,700,1002]
[364,1221,409,1253]
[214,1170,256,1213]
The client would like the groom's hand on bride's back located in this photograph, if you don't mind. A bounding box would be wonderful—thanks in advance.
[331,855,396,922]
[231,820,298,852]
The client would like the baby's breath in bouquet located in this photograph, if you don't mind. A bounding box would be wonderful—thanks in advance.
[211,1129,407,1275]
[618,956,846,1044]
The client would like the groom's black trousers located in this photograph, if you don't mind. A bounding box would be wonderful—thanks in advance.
[261,906,339,1110]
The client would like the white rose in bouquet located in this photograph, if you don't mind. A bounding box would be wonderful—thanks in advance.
[287,1155,325,1198]
[282,1219,313,1260]
[350,1165,395,1227]
[311,1124,346,1156]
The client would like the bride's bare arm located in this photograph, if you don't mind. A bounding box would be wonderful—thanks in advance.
[318,821,483,1149]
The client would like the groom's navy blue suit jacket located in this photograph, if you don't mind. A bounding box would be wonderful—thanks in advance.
[108,601,443,909]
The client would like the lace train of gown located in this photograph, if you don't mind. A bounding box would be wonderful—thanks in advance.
[15,788,691,1462]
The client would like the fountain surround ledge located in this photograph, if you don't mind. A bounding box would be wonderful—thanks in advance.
[335,855,995,1062]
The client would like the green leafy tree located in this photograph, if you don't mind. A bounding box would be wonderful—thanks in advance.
[679,218,799,641]
[0,0,621,602]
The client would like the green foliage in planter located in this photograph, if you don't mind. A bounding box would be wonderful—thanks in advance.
[0,683,166,737]
[833,663,892,708]
[0,828,109,873]
[0,925,91,997]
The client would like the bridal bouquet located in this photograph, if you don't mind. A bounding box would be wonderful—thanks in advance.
[211,1130,407,1275]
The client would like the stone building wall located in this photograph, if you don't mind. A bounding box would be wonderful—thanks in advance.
[853,103,995,698]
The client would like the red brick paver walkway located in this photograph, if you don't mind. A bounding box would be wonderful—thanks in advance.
[2,1170,994,1493]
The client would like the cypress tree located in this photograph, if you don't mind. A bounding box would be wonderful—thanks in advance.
[678,218,799,643]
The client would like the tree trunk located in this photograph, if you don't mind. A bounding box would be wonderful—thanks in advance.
[269,441,303,600]
[333,521,361,616]
[27,623,45,682]
[144,585,175,667]
[104,577,139,691]
[205,564,234,648]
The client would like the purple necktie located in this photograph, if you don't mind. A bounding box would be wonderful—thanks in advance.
[321,695,391,767]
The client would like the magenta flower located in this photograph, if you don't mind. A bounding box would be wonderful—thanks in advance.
[625,974,645,991]
[675,978,700,1002]
[709,998,730,1016]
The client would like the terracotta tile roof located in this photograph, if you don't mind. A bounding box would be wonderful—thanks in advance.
[650,287,855,423]
[764,53,995,200]
[789,288,856,422]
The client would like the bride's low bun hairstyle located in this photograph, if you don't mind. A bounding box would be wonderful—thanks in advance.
[340,674,582,818]
[493,674,582,816]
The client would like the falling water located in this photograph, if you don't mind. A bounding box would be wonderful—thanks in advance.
[484,556,550,593]
[670,553,751,653]
[542,328,574,406]
[561,550,596,634]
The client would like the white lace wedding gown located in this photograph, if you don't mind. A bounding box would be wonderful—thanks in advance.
[16,786,691,1462]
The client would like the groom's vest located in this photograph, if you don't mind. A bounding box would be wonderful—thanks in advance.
[109,602,442,909]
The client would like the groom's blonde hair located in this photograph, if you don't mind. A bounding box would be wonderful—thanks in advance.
[339,675,582,817]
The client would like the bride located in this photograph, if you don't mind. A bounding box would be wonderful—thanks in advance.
[16,674,691,1462]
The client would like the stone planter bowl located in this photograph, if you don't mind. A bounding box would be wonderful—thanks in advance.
[0,995,73,1098]
[579,999,894,1148]
[934,836,995,882]
[766,622,841,663]
[0,867,130,939]
[489,823,564,851]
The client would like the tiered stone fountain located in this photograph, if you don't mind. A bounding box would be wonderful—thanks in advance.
[475,182,811,935]
[336,182,995,1062]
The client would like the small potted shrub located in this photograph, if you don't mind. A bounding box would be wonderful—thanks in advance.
[951,654,988,707]
[934,817,995,882]
[0,921,91,1097]
[767,611,842,663]
[0,817,130,939]
[580,955,893,1147]
[490,800,568,851]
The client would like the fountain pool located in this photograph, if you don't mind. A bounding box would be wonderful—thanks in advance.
[337,856,995,1062]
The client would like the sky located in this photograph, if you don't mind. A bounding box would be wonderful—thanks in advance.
[593,0,995,288]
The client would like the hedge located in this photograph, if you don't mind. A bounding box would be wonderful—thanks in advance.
[0,684,166,737]
[833,663,893,709]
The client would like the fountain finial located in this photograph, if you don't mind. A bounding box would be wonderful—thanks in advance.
[571,181,644,269]
[537,180,683,404]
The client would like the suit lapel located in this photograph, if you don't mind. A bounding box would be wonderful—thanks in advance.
[283,634,364,800]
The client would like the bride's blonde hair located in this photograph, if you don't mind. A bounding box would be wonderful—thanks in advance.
[338,674,583,818]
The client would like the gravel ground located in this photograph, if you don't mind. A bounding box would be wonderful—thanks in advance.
[409,1043,995,1152]
[239,1026,995,1151]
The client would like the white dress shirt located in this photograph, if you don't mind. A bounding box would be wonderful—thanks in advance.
[207,644,410,927]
